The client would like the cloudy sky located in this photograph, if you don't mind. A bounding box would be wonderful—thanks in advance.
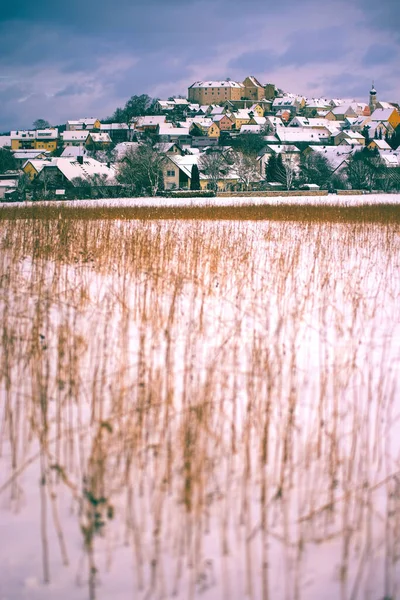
[0,0,399,131]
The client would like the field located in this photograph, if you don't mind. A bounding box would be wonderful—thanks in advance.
[1,199,400,600]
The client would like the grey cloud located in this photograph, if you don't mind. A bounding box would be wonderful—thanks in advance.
[362,44,398,66]
[279,27,349,67]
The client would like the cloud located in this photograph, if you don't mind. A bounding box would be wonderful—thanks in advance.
[362,44,398,66]
[0,0,399,130]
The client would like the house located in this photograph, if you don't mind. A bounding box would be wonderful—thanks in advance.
[100,123,130,142]
[334,130,365,146]
[249,103,264,117]
[189,119,220,138]
[325,104,358,121]
[249,116,267,127]
[23,157,116,187]
[303,145,356,174]
[378,149,400,168]
[272,96,303,115]
[212,114,234,130]
[113,142,140,160]
[10,129,58,151]
[66,118,101,131]
[257,144,300,175]
[370,108,400,130]
[0,173,19,199]
[242,76,265,102]
[188,80,244,104]
[12,149,51,167]
[240,125,262,134]
[61,146,88,158]
[85,132,112,151]
[276,127,332,144]
[61,131,89,147]
[162,153,244,191]
[368,139,392,151]
[135,116,166,132]
[230,109,251,130]
[264,116,285,133]
[0,136,11,148]
[157,124,192,144]
[154,142,185,156]
[304,98,332,116]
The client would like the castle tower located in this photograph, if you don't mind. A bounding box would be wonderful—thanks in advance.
[369,82,377,113]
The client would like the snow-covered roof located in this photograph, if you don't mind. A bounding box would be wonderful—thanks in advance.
[158,125,191,136]
[35,128,58,139]
[277,127,331,143]
[136,116,166,127]
[61,146,88,158]
[189,80,244,89]
[246,76,263,87]
[212,114,232,123]
[307,145,355,170]
[337,130,365,139]
[370,108,397,121]
[13,150,50,160]
[38,157,116,183]
[232,110,251,120]
[114,142,140,160]
[100,123,129,131]
[305,98,331,109]
[251,116,267,125]
[88,132,112,143]
[272,97,299,108]
[378,150,400,167]
[261,144,300,155]
[0,136,11,147]
[369,139,391,150]
[378,101,395,110]
[61,131,89,142]
[240,125,261,134]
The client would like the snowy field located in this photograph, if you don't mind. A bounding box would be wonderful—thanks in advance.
[2,192,400,209]
[1,214,400,600]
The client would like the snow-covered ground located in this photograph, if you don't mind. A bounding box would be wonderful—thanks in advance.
[1,192,400,209]
[0,217,400,600]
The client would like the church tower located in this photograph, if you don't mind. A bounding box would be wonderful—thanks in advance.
[369,82,377,113]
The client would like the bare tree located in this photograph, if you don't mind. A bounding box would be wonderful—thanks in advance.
[276,154,297,190]
[199,151,227,191]
[231,151,259,190]
[117,144,165,196]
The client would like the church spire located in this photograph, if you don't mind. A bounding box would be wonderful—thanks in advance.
[369,81,377,112]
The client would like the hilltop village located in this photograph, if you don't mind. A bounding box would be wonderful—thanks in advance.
[1,76,400,199]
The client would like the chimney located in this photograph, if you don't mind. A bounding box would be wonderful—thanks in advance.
[77,155,84,165]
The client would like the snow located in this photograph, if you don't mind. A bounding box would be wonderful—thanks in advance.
[0,214,400,599]
[1,193,400,210]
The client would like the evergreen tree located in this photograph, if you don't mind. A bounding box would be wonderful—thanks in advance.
[190,163,201,190]
[362,125,371,145]
[0,148,17,173]
[265,153,277,181]
[389,125,400,150]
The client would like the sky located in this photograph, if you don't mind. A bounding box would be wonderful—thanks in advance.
[0,0,399,132]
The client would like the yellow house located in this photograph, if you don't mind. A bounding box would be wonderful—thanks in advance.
[11,130,36,150]
[66,118,101,131]
[34,129,58,152]
[23,159,47,180]
[249,103,264,117]
[10,129,58,151]
[190,121,221,138]
[230,110,251,130]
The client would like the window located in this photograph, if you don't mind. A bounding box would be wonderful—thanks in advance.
[167,170,175,177]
